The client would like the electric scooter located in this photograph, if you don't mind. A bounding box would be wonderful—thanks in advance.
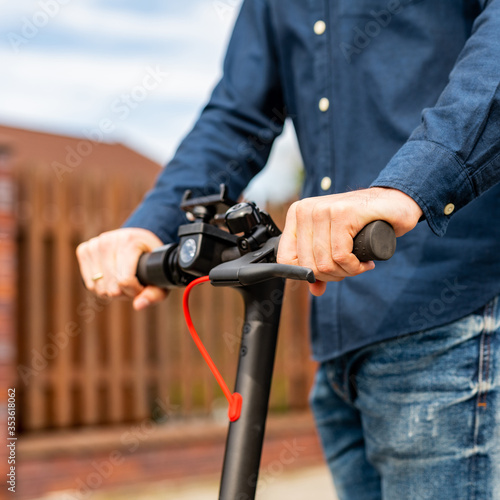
[136,184,396,500]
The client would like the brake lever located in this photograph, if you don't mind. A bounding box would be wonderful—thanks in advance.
[210,263,315,287]
[209,236,315,287]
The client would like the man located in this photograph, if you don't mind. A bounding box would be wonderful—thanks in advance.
[77,1,500,498]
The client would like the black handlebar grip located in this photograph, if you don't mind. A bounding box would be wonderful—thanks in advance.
[136,252,150,286]
[136,243,178,288]
[352,220,396,261]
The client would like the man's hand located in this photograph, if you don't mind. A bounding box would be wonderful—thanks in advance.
[277,187,423,296]
[76,228,167,310]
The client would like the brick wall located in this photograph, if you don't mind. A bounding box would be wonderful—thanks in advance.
[0,144,18,494]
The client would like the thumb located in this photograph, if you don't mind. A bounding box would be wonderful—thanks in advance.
[133,286,168,311]
[308,280,328,297]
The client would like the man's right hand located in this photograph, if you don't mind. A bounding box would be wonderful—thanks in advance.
[76,228,167,310]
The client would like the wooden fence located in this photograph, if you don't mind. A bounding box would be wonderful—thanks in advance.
[13,164,315,433]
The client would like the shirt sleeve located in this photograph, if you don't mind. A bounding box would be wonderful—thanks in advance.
[123,0,285,244]
[370,0,500,236]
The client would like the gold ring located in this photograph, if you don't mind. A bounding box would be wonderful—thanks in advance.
[91,272,104,281]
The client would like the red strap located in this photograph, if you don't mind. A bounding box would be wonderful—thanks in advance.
[182,276,242,422]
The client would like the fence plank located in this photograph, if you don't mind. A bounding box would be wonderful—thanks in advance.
[106,178,125,422]
[200,288,214,413]
[220,287,242,393]
[24,166,47,430]
[79,173,100,425]
[284,281,312,409]
[131,308,148,421]
[52,168,73,427]
[155,301,171,420]
[168,287,192,415]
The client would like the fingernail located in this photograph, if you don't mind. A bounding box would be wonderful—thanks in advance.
[135,297,149,310]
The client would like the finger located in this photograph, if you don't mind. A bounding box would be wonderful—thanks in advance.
[295,203,315,271]
[97,236,123,297]
[310,204,345,281]
[133,286,168,311]
[308,280,328,296]
[76,243,96,291]
[83,237,108,296]
[115,241,144,298]
[330,222,375,276]
[277,202,299,265]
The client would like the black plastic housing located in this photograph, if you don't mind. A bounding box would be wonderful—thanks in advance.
[177,222,238,275]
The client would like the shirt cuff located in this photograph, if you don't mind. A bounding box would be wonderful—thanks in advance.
[122,203,188,245]
[370,140,476,236]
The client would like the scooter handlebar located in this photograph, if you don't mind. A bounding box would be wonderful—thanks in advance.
[136,221,396,288]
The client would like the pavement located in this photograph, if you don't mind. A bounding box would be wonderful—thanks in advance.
[42,465,338,500]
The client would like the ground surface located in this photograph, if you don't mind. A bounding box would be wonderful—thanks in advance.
[41,465,338,500]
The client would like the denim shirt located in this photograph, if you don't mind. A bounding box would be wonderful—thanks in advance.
[125,0,500,362]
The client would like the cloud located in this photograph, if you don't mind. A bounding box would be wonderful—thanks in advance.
[1,1,237,55]
[0,0,302,203]
[0,1,238,157]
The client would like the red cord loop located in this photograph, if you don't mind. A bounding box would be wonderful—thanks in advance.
[183,276,242,422]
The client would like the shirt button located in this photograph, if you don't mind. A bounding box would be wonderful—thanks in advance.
[444,203,455,215]
[319,98,330,112]
[321,176,332,191]
[314,20,326,35]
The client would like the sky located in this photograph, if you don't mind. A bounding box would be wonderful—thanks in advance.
[0,0,302,205]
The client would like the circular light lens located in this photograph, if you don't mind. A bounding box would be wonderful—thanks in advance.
[179,238,197,266]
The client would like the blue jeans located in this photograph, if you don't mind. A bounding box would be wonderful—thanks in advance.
[310,296,500,500]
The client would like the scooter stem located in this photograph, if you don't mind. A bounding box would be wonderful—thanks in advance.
[218,278,284,500]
